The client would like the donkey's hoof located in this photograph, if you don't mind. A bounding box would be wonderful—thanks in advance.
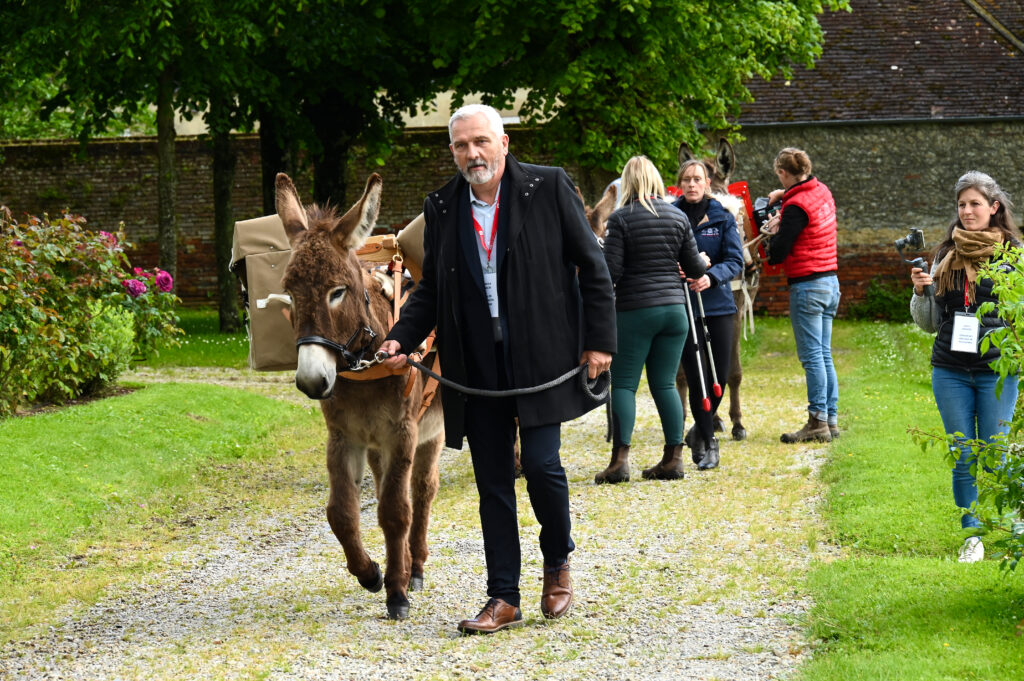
[732,425,747,441]
[358,562,384,593]
[409,572,424,591]
[386,593,410,620]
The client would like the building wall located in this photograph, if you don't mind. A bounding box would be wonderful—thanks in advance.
[726,119,1024,314]
[3,119,1022,312]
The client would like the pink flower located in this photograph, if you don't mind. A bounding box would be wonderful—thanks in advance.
[123,278,147,298]
[133,267,144,276]
[155,270,173,292]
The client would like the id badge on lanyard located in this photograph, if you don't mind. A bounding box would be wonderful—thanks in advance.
[483,266,499,319]
[473,201,501,320]
[950,279,980,354]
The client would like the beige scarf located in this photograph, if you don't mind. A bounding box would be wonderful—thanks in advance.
[931,227,1003,304]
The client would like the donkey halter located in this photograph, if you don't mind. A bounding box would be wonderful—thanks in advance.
[295,288,378,371]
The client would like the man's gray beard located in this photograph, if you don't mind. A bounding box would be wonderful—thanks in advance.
[461,164,495,185]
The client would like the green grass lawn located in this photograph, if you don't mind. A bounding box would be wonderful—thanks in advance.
[4,307,1023,675]
[0,380,322,642]
[795,318,1024,680]
[141,306,249,368]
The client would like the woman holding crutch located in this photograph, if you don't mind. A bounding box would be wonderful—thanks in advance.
[594,155,707,484]
[673,159,744,469]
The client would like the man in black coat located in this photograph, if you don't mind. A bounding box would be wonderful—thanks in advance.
[379,104,615,634]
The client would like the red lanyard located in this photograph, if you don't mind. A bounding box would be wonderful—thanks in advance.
[472,202,500,263]
[964,278,971,309]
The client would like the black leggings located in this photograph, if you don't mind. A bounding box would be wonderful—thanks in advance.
[680,312,735,444]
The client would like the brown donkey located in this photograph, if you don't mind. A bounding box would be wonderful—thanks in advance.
[674,138,762,440]
[580,182,618,241]
[276,172,443,620]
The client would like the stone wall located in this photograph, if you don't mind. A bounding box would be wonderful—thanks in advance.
[3,119,1021,311]
[728,119,1024,315]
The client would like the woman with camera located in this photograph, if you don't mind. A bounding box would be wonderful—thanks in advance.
[594,155,707,484]
[761,147,840,443]
[672,159,744,469]
[910,170,1021,563]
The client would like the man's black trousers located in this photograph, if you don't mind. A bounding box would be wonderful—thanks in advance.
[464,395,574,608]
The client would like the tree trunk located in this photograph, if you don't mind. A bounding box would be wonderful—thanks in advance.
[258,104,290,216]
[307,93,358,208]
[211,99,241,333]
[156,68,177,282]
[312,134,351,209]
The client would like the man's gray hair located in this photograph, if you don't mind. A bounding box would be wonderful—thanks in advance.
[448,104,505,142]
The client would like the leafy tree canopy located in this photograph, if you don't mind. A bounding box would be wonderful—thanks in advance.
[1,0,849,185]
[439,0,850,173]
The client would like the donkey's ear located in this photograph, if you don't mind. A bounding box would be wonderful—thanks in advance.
[333,173,383,251]
[275,173,309,245]
[715,138,735,182]
[678,141,696,168]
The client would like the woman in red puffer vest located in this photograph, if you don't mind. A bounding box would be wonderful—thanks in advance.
[761,147,840,444]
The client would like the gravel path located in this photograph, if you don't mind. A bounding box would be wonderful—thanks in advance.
[1,367,829,681]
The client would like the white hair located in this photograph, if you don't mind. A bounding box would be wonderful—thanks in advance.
[448,104,504,142]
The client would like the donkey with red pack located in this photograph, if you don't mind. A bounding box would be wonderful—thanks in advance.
[276,172,443,620]
[674,138,762,445]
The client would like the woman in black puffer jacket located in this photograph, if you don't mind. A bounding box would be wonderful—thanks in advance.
[594,155,707,484]
[910,170,1022,563]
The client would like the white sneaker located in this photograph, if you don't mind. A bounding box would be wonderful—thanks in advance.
[957,536,984,563]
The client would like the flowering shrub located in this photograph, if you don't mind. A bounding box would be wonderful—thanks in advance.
[118,267,182,359]
[0,211,181,416]
[124,277,147,297]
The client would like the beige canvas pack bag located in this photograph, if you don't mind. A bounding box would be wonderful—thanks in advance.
[230,215,297,371]
[230,213,426,372]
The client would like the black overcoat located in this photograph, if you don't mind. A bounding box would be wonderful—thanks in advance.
[386,155,617,449]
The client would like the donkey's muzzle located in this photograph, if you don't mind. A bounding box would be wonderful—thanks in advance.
[294,344,337,399]
[296,374,333,400]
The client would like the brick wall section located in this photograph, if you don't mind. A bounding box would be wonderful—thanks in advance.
[0,136,265,304]
[3,120,1022,311]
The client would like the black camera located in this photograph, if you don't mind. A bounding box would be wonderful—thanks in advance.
[895,228,925,255]
[752,196,782,232]
[895,228,932,297]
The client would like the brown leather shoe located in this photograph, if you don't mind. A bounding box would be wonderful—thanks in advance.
[540,561,573,619]
[457,598,524,635]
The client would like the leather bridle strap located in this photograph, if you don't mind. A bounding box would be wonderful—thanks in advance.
[295,290,377,370]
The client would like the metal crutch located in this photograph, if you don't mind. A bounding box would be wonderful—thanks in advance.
[682,288,712,412]
[694,290,723,399]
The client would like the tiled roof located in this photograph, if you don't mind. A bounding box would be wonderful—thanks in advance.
[739,0,1024,123]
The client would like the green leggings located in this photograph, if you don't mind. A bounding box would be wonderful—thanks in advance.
[610,304,689,446]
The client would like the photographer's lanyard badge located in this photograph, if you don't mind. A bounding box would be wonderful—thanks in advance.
[472,202,502,340]
[951,279,980,354]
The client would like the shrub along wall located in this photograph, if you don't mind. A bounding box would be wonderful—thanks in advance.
[2,119,1021,312]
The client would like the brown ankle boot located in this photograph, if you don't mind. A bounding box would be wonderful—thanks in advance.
[642,444,685,480]
[594,445,630,484]
[780,415,832,443]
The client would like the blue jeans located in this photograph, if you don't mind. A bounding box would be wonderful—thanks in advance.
[789,275,840,421]
[932,367,1019,529]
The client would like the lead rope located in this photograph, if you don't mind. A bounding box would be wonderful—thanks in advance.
[373,351,610,402]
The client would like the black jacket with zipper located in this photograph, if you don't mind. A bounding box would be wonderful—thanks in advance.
[602,197,706,311]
